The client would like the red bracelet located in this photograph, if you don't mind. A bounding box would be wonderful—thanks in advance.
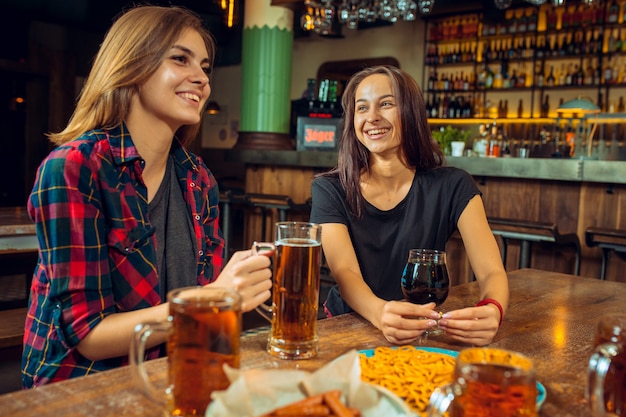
[476,298,504,326]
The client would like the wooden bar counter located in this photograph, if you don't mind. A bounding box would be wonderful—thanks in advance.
[1,268,624,416]
[222,149,626,283]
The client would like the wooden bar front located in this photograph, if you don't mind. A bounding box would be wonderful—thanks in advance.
[222,150,626,283]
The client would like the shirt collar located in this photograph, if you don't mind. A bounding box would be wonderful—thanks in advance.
[106,123,200,172]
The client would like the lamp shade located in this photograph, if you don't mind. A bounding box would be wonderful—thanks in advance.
[205,101,221,115]
[556,97,600,115]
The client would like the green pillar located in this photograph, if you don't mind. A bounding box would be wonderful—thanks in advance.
[236,0,294,150]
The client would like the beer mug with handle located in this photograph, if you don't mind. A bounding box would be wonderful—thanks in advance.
[588,314,626,417]
[254,221,322,360]
[130,286,242,417]
[429,347,538,417]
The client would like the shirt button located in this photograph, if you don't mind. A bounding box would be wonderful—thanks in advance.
[139,159,145,167]
[198,250,203,256]
[194,215,200,220]
[124,247,130,252]
[190,182,196,188]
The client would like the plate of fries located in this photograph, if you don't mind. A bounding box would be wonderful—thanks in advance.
[358,346,546,416]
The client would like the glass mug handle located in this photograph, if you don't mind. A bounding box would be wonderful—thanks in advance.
[252,241,276,323]
[588,342,619,417]
[427,383,458,417]
[129,321,170,407]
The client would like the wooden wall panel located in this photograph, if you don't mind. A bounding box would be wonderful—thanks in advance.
[243,165,315,246]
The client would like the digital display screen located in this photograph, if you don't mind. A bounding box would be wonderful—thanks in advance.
[296,117,341,151]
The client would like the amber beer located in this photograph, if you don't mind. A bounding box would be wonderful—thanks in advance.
[269,238,322,359]
[429,348,537,417]
[451,363,537,416]
[130,287,242,417]
[589,315,626,417]
[168,294,241,416]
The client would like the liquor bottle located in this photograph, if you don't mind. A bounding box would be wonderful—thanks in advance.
[541,95,550,118]
[584,59,594,86]
[575,64,585,86]
[618,96,625,113]
[517,63,527,88]
[428,69,437,91]
[546,66,556,87]
[572,5,583,27]
[565,63,573,85]
[493,67,503,89]
[528,9,537,32]
[546,6,558,30]
[536,36,545,59]
[607,0,619,23]
[517,99,524,118]
[510,69,519,89]
[582,4,594,26]
[518,10,527,33]
[604,60,613,85]
[562,5,572,29]
[535,64,545,88]
[485,66,495,89]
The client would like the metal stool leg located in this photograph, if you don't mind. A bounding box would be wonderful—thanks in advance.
[600,248,610,280]
[519,241,532,269]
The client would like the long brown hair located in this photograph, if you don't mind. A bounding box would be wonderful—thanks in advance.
[320,65,444,218]
[48,5,216,147]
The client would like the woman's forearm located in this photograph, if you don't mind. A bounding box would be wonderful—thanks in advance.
[76,303,169,361]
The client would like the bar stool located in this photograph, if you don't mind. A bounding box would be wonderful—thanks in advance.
[245,193,295,242]
[585,227,626,280]
[218,188,247,260]
[488,217,581,275]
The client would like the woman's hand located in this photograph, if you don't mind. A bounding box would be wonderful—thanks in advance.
[209,248,273,312]
[377,300,440,345]
[437,304,501,346]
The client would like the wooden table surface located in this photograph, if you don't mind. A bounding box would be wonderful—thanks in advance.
[0,207,37,253]
[2,268,622,416]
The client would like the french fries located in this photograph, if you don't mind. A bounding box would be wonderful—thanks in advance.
[258,390,361,417]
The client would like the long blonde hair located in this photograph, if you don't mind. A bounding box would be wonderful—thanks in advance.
[49,5,216,147]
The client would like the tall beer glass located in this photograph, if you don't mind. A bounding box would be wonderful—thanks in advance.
[256,222,322,359]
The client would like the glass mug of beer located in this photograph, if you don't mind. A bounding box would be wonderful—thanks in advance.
[429,347,538,417]
[254,221,322,360]
[130,287,242,417]
[588,314,626,417]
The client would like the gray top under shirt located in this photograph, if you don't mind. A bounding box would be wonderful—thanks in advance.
[148,156,198,302]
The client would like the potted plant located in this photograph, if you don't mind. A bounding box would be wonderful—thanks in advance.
[432,125,470,156]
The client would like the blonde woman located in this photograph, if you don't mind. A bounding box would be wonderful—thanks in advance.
[22,5,272,388]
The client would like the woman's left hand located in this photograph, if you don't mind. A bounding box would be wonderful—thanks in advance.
[437,304,501,346]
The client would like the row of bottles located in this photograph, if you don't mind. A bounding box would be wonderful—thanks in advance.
[427,14,480,41]
[428,57,626,92]
[428,93,625,120]
[545,0,626,31]
[428,2,626,44]
[425,43,478,65]
[426,94,475,119]
[428,27,626,69]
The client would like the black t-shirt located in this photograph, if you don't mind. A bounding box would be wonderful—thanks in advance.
[310,167,481,315]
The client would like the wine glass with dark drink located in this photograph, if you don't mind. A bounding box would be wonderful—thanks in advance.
[401,249,450,336]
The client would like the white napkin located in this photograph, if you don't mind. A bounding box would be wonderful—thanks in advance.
[206,349,412,417]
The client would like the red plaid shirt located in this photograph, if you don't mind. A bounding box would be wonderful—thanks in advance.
[22,124,224,388]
